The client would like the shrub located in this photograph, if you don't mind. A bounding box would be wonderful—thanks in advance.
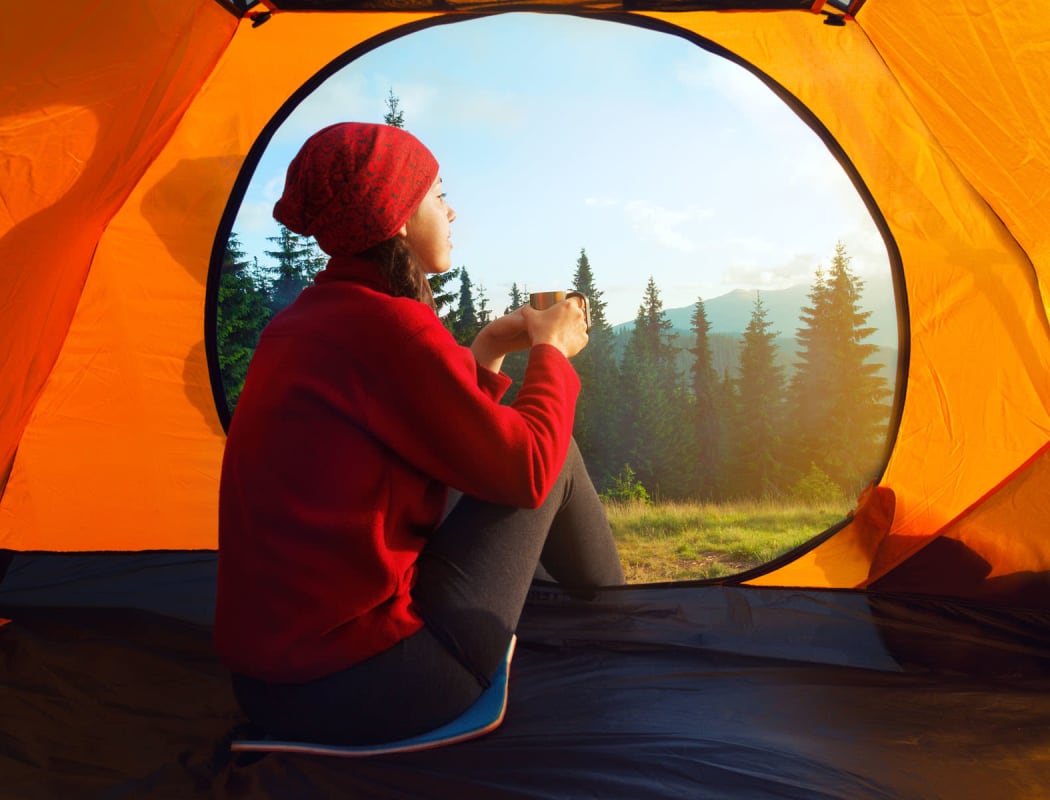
[789,463,846,506]
[600,463,652,505]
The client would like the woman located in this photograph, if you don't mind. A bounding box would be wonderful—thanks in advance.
[214,122,624,746]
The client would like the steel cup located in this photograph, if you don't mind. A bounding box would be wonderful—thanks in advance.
[529,290,591,332]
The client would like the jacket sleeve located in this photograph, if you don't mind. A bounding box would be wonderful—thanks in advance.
[336,301,580,508]
[475,360,512,402]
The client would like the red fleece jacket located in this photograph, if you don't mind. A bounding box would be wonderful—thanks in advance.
[213,256,580,683]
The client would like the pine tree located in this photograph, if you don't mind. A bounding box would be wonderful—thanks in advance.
[730,293,786,498]
[713,367,738,499]
[216,233,271,412]
[688,296,720,499]
[450,268,480,345]
[381,87,451,312]
[264,225,325,314]
[504,282,527,315]
[475,284,493,328]
[498,283,529,404]
[786,265,834,482]
[383,88,405,129]
[618,276,691,499]
[788,242,891,494]
[570,249,621,488]
[431,267,460,321]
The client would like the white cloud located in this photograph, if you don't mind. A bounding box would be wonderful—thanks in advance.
[585,195,618,208]
[277,73,373,140]
[386,81,439,124]
[623,201,714,252]
[232,174,286,244]
[439,88,526,130]
[697,239,823,292]
[675,55,786,120]
[234,200,276,235]
[261,174,284,203]
[672,57,719,90]
[832,229,895,300]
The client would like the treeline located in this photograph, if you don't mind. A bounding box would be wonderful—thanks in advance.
[215,225,496,408]
[498,244,891,504]
[217,237,892,504]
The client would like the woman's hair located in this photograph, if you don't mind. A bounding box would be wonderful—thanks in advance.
[360,236,437,311]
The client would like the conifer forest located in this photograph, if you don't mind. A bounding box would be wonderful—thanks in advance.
[216,232,893,504]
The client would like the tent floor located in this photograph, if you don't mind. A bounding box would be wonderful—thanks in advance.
[3,584,1050,799]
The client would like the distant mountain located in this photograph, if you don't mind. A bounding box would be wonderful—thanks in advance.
[613,282,899,350]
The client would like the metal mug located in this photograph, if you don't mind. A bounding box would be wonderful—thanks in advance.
[528,290,591,332]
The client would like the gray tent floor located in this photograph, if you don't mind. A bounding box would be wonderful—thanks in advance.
[3,583,1050,799]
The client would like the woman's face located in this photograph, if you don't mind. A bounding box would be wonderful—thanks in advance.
[402,177,456,274]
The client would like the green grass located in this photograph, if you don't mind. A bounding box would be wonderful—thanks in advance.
[604,498,849,583]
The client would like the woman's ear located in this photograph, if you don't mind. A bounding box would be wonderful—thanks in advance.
[396,223,409,238]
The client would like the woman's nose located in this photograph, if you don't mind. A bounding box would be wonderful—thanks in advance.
[447,206,456,223]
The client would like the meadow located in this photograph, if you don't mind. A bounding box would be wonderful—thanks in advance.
[605,498,850,583]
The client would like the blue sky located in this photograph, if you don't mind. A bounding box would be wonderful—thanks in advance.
[232,13,891,327]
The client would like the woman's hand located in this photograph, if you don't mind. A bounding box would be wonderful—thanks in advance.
[522,296,589,359]
[471,308,531,373]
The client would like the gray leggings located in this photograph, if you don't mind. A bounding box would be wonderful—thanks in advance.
[231,440,625,745]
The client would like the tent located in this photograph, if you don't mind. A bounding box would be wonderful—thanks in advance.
[2,0,1049,796]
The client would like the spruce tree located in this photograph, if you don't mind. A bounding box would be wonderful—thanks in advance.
[731,293,786,498]
[504,282,527,315]
[496,283,529,404]
[713,367,738,500]
[381,87,452,315]
[786,266,834,481]
[476,285,491,325]
[450,268,480,345]
[430,267,460,321]
[216,233,271,412]
[795,242,891,493]
[383,88,405,129]
[618,277,691,499]
[570,249,621,488]
[688,296,720,499]
[475,284,493,328]
[264,224,325,314]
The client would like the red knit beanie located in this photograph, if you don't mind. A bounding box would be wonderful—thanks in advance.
[273,122,439,257]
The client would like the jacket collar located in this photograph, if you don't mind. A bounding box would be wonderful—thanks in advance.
[313,254,388,293]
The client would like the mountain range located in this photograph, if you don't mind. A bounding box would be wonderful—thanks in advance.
[608,281,901,383]
[612,281,899,350]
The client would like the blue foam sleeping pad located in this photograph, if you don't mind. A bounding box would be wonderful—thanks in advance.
[230,635,516,757]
